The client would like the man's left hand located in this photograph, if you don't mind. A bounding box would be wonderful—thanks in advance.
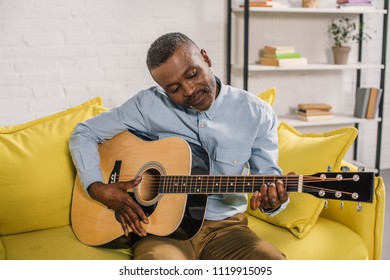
[250,179,289,212]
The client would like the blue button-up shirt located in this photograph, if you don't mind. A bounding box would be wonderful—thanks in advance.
[69,78,283,220]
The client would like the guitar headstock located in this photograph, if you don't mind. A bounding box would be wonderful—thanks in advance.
[302,171,374,203]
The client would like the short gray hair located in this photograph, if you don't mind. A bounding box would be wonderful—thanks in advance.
[146,32,198,70]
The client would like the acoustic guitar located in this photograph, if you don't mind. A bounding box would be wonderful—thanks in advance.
[71,131,374,246]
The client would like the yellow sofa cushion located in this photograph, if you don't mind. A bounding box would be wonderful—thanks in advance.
[278,122,358,174]
[0,97,103,235]
[257,87,276,106]
[247,214,368,259]
[0,225,130,260]
[320,176,385,260]
[247,192,324,239]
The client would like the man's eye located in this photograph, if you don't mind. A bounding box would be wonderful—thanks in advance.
[188,71,197,78]
[169,87,179,94]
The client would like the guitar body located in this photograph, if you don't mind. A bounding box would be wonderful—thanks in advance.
[71,131,206,246]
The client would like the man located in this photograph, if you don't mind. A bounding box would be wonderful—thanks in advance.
[69,32,289,260]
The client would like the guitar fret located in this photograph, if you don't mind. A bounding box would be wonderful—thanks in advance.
[184,176,188,194]
[168,176,173,193]
[202,176,207,194]
[196,176,202,193]
[179,176,183,194]
[159,176,165,193]
[207,176,213,194]
[164,176,169,193]
[227,177,233,193]
[220,176,227,193]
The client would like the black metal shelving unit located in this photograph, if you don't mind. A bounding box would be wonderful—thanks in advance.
[226,0,388,175]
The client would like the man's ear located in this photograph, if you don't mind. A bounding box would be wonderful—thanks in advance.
[200,49,212,67]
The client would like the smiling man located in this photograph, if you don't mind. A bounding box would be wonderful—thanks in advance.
[69,32,289,260]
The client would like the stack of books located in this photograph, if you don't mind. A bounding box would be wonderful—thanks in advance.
[239,0,287,8]
[297,103,334,121]
[259,45,308,66]
[354,87,383,119]
[337,0,374,9]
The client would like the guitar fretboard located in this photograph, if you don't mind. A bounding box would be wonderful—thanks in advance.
[159,175,299,194]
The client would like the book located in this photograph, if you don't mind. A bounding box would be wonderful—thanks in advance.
[366,87,383,119]
[338,2,375,9]
[259,57,308,66]
[297,113,334,121]
[298,109,334,116]
[240,0,273,8]
[239,0,287,8]
[353,88,370,118]
[262,52,301,59]
[298,103,332,111]
[337,0,372,3]
[263,45,296,54]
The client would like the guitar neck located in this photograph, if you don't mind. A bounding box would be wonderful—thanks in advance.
[157,172,373,202]
[160,174,299,194]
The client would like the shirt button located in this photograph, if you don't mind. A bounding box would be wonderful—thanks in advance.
[232,160,238,164]
[200,123,205,128]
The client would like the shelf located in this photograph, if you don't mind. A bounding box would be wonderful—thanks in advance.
[227,0,388,173]
[232,7,387,15]
[278,114,381,128]
[232,63,385,72]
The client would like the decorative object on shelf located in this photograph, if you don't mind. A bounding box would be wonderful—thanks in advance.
[302,0,319,8]
[328,16,372,64]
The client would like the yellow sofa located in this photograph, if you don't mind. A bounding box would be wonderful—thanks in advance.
[0,97,385,260]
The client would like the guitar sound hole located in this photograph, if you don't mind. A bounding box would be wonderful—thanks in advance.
[135,167,163,207]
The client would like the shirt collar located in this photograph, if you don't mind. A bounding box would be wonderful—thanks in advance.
[202,76,225,120]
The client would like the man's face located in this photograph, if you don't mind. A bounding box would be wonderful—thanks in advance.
[150,45,218,112]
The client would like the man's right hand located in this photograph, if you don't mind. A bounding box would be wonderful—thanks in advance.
[87,176,149,237]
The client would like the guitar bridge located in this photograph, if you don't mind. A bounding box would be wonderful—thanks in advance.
[108,160,122,184]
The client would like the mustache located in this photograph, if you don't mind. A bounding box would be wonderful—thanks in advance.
[188,87,211,101]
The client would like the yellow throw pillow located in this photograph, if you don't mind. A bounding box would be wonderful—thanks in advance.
[258,87,276,106]
[247,123,358,239]
[0,97,103,235]
[278,122,358,175]
[247,192,324,239]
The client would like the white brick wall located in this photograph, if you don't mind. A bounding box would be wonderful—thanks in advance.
[0,0,226,124]
[0,0,389,170]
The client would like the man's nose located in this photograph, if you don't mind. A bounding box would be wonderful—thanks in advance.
[182,81,196,97]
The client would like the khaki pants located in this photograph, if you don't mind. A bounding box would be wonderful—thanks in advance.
[132,213,286,260]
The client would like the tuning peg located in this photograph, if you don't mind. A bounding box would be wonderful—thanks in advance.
[324,199,328,209]
[340,201,344,210]
[341,166,350,172]
[358,166,365,172]
[357,202,362,212]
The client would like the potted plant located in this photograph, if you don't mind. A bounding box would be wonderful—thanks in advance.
[328,17,371,64]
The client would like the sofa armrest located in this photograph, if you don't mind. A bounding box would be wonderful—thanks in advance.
[319,175,385,260]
